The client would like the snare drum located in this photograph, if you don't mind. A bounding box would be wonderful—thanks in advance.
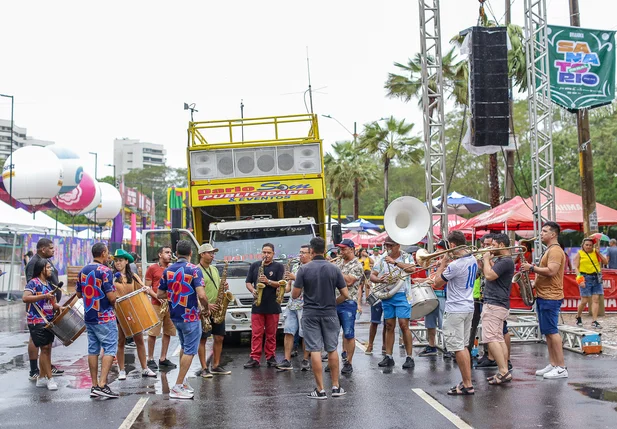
[409,283,439,320]
[47,294,86,346]
[367,293,381,307]
[115,289,160,337]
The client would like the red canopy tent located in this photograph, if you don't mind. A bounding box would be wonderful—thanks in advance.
[454,187,617,231]
[342,231,388,248]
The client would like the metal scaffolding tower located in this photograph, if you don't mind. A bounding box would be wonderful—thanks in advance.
[419,0,448,251]
[524,0,555,258]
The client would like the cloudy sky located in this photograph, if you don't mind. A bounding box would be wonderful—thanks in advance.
[1,0,615,178]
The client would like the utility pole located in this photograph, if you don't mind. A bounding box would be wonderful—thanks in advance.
[570,0,597,235]
[504,0,516,201]
[352,122,359,220]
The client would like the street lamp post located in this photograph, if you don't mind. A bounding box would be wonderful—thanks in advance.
[89,152,98,234]
[105,163,116,186]
[1,94,14,206]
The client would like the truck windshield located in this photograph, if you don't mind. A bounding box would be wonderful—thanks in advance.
[211,225,314,263]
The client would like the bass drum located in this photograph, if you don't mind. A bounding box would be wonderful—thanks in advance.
[410,283,438,320]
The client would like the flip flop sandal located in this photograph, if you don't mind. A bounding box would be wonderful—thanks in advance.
[448,381,464,394]
[447,385,475,395]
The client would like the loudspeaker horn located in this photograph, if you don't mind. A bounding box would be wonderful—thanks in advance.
[383,196,431,246]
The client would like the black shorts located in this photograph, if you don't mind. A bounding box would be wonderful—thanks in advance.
[201,319,226,339]
[28,324,55,347]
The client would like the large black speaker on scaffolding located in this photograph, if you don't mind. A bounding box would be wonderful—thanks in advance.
[469,26,510,147]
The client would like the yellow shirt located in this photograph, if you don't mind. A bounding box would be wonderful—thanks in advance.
[199,264,220,302]
[578,250,601,274]
[362,257,371,271]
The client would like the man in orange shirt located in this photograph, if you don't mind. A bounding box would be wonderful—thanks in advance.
[145,246,177,370]
[521,221,567,379]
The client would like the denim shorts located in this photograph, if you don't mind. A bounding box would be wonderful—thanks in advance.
[86,322,118,356]
[174,320,201,355]
[370,301,383,324]
[424,296,446,329]
[284,307,303,337]
[382,292,411,320]
[580,274,604,297]
[536,297,562,336]
[336,300,357,339]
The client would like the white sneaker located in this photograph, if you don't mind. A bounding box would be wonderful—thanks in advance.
[36,376,48,388]
[543,366,568,379]
[118,370,127,380]
[170,385,193,399]
[535,364,555,376]
[47,378,58,391]
[142,368,157,378]
[183,377,194,393]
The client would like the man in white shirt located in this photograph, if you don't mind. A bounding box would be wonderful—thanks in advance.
[434,231,477,395]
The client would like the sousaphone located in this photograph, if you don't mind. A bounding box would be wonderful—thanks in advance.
[383,196,431,245]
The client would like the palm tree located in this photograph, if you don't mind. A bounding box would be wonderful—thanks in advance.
[358,117,422,212]
[325,145,352,222]
[325,141,378,220]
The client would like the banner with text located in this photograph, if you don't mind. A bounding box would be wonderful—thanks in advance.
[548,25,616,110]
[191,178,325,206]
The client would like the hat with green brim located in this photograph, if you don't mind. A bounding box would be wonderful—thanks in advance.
[113,249,134,263]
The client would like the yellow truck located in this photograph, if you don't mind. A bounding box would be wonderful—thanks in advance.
[141,114,327,334]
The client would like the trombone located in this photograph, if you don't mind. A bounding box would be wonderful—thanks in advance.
[415,245,474,268]
[470,246,527,260]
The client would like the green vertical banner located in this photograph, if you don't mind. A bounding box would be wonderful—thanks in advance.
[548,25,616,111]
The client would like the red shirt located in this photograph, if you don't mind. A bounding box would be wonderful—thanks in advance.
[145,263,165,305]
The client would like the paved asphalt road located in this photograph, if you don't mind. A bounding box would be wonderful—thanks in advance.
[1,302,617,429]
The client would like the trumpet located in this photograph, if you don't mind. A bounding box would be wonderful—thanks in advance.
[415,245,473,268]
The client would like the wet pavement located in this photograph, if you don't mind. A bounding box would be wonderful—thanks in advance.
[1,301,617,429]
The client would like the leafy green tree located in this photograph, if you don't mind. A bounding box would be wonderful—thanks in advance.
[358,117,422,212]
[325,143,353,221]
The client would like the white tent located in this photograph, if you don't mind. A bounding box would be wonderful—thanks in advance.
[76,228,97,239]
[17,209,75,237]
[0,200,49,234]
[101,228,141,241]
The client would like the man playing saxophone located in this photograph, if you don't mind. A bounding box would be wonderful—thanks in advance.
[196,244,231,377]
[244,243,285,368]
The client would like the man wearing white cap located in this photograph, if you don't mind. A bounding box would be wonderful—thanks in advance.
[197,243,231,377]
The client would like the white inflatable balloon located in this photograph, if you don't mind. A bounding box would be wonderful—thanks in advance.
[1,146,63,206]
[47,145,83,194]
[85,182,122,222]
[76,179,102,215]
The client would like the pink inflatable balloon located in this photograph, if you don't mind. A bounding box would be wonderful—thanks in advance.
[52,172,98,215]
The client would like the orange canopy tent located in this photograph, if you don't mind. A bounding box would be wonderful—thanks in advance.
[453,187,617,231]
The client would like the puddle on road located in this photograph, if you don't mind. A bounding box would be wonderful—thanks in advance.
[571,383,617,404]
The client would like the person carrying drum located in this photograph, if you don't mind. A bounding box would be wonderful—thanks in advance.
[76,243,119,399]
[112,249,158,380]
[22,258,63,391]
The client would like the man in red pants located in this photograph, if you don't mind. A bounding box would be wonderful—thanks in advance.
[244,243,285,368]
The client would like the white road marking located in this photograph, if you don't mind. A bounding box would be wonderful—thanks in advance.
[355,339,367,352]
[118,396,149,429]
[412,388,473,429]
[172,345,181,357]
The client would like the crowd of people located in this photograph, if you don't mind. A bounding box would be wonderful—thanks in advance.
[20,220,586,399]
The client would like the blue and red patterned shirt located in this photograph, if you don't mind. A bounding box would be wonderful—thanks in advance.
[76,262,117,325]
[25,278,55,325]
[158,258,204,324]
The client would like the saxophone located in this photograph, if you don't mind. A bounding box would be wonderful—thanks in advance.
[212,261,233,324]
[276,259,291,304]
[255,258,266,306]
[197,299,212,332]
[513,269,535,306]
